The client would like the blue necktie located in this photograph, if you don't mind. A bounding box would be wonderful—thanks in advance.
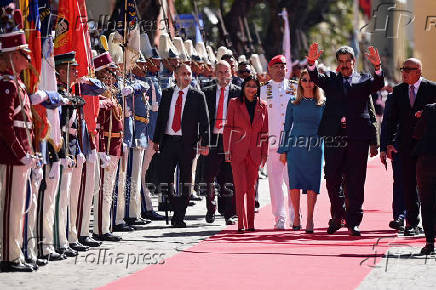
[344,77,351,95]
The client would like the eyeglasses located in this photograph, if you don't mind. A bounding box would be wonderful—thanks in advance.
[301,79,313,83]
[238,69,251,74]
[400,67,418,72]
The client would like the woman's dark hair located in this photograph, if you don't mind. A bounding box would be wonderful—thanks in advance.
[238,75,261,103]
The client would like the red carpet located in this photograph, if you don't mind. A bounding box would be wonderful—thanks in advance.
[100,159,425,290]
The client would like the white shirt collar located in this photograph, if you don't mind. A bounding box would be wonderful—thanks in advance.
[175,85,189,95]
[217,83,230,91]
[411,77,423,89]
[271,79,284,86]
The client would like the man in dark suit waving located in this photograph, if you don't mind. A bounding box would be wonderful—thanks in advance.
[153,63,210,228]
[202,60,241,225]
[386,58,436,236]
[307,43,384,236]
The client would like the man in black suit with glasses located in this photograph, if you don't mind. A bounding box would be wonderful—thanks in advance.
[386,58,436,236]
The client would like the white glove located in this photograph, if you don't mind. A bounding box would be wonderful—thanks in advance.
[125,106,133,118]
[123,143,129,156]
[31,167,43,184]
[76,153,86,165]
[152,102,159,112]
[60,157,74,168]
[20,154,35,168]
[88,149,98,163]
[121,86,134,96]
[30,90,48,105]
[48,161,61,180]
[60,96,70,105]
[98,152,111,168]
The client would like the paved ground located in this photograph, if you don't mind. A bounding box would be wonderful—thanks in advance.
[0,175,272,290]
[1,170,436,290]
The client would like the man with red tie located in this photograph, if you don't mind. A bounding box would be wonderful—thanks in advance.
[153,63,210,228]
[202,60,241,224]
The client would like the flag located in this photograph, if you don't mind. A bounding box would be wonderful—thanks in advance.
[359,0,371,19]
[281,8,292,79]
[109,0,140,71]
[54,0,93,77]
[19,0,41,93]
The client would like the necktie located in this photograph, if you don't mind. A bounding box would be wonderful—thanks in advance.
[171,90,183,132]
[344,77,351,95]
[215,87,225,130]
[409,85,416,108]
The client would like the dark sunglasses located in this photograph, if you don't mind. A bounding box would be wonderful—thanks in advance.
[301,79,313,83]
[238,69,251,74]
[400,67,418,72]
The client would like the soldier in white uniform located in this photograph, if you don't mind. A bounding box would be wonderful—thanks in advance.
[260,55,297,230]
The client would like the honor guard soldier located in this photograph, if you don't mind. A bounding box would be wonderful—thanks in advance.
[0,30,38,272]
[158,34,180,89]
[54,51,88,254]
[260,55,297,230]
[92,52,123,242]
[139,34,165,220]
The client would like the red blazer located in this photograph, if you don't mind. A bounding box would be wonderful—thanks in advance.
[223,98,268,167]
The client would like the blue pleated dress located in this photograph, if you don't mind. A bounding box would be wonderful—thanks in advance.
[278,97,324,194]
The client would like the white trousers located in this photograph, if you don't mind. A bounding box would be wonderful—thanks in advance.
[113,151,128,225]
[127,148,144,219]
[68,163,83,243]
[24,170,40,261]
[141,142,155,211]
[37,163,60,256]
[55,166,73,249]
[267,149,294,224]
[0,164,30,263]
[77,161,98,237]
[93,156,119,235]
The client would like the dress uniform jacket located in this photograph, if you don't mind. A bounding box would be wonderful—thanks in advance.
[98,97,124,156]
[0,74,33,165]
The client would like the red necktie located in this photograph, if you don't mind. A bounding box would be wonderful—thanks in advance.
[171,90,183,132]
[215,87,225,130]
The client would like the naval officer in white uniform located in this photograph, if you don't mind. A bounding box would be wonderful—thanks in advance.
[260,55,297,229]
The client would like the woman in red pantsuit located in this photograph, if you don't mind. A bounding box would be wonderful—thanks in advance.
[223,76,268,232]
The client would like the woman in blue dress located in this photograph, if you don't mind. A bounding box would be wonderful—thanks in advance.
[278,70,325,233]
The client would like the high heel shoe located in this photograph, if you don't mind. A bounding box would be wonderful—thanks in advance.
[292,213,302,230]
[305,220,314,234]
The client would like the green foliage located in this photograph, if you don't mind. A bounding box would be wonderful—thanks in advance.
[307,0,354,65]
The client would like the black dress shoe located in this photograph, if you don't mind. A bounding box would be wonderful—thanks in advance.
[420,243,435,255]
[404,225,423,236]
[349,226,361,236]
[237,228,244,233]
[40,252,67,261]
[327,219,342,234]
[142,210,165,221]
[292,225,301,230]
[36,258,48,266]
[78,236,102,247]
[24,259,39,271]
[205,211,215,223]
[247,228,255,232]
[225,217,236,225]
[125,217,151,226]
[190,192,203,201]
[188,201,196,207]
[0,261,34,272]
[389,218,405,231]
[93,233,122,242]
[172,221,187,228]
[255,201,260,208]
[69,242,89,252]
[56,247,78,257]
[113,223,135,232]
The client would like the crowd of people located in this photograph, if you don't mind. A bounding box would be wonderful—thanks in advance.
[1,4,436,275]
